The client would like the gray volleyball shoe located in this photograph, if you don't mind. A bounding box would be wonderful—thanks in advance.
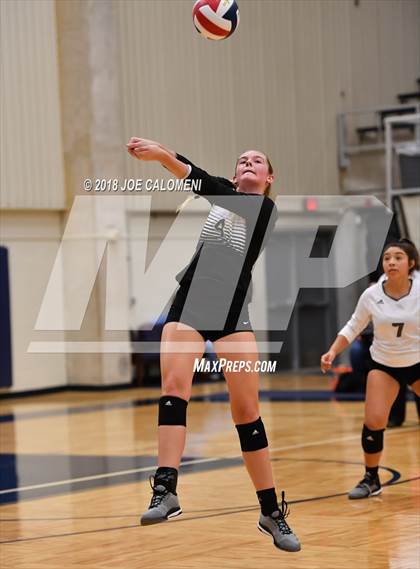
[140,476,182,526]
[257,491,301,552]
[348,472,382,500]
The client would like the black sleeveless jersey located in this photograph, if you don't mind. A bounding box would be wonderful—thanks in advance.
[175,154,278,307]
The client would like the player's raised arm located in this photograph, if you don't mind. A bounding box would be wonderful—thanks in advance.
[126,137,189,179]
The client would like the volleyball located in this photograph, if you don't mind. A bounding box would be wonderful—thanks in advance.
[192,0,240,41]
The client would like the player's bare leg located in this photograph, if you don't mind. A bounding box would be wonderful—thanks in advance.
[348,370,399,499]
[214,332,301,552]
[141,322,205,525]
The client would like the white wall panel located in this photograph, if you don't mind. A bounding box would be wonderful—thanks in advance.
[401,0,420,90]
[1,0,65,209]
[377,0,404,105]
[0,212,67,392]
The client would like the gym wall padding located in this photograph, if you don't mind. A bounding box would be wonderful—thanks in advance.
[0,246,13,387]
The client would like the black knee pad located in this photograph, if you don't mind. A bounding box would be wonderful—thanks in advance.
[158,396,188,426]
[235,417,268,452]
[362,424,384,454]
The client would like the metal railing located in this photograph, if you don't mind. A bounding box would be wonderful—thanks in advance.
[337,103,420,169]
[385,113,420,207]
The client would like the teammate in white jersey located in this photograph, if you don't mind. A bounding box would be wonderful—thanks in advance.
[321,239,420,499]
[127,136,301,552]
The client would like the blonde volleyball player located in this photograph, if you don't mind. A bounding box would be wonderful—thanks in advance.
[321,239,420,499]
[127,137,301,552]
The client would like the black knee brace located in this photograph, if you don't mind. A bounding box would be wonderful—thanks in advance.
[235,417,268,452]
[362,424,384,454]
[158,396,188,426]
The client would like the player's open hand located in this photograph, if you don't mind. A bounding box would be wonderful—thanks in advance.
[320,350,336,374]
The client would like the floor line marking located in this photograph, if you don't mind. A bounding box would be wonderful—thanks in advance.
[1,427,417,496]
[269,426,420,455]
[0,457,217,495]
[1,477,419,545]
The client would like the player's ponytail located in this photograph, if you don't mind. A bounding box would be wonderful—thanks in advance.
[264,155,274,197]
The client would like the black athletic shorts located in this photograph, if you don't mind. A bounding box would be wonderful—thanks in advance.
[369,358,420,386]
[165,279,253,342]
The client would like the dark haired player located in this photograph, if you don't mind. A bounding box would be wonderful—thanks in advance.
[321,239,420,499]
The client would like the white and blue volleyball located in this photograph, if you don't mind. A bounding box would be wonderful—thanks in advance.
[192,0,240,41]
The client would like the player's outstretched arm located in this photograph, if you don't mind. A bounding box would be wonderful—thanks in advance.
[126,137,188,179]
[320,335,349,374]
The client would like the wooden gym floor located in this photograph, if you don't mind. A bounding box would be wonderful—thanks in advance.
[0,374,419,569]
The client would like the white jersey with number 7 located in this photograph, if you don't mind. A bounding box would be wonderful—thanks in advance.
[339,275,420,367]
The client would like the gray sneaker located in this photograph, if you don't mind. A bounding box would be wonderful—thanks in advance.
[257,491,301,552]
[348,472,382,500]
[140,476,182,526]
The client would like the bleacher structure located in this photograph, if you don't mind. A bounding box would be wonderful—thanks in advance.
[337,78,420,248]
[385,113,420,249]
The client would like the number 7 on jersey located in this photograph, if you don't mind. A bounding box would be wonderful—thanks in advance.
[392,323,404,337]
